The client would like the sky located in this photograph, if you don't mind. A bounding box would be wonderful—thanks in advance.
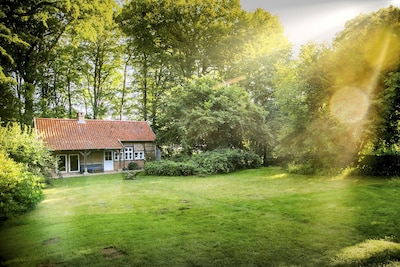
[240,0,399,49]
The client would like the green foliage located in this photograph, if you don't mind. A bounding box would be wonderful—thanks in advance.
[0,123,54,182]
[274,43,354,171]
[192,149,262,175]
[286,162,317,175]
[127,162,139,170]
[0,151,44,220]
[273,7,400,175]
[144,149,261,176]
[334,7,400,176]
[144,160,198,176]
[356,155,400,177]
[158,76,269,154]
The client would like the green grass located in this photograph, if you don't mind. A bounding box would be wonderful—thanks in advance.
[1,167,400,266]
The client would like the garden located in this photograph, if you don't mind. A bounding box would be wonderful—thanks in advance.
[1,167,400,266]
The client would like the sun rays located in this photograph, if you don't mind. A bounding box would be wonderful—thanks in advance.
[329,27,400,125]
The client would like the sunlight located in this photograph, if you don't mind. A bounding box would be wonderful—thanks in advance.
[286,5,360,45]
[329,27,400,125]
[329,87,369,124]
[333,238,400,265]
[267,173,287,179]
[364,28,400,93]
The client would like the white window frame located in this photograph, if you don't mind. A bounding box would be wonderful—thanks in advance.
[114,151,122,161]
[104,151,113,161]
[124,147,133,160]
[134,151,145,160]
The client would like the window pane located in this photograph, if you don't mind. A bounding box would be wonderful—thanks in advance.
[105,151,112,161]
[134,151,145,160]
[124,147,133,160]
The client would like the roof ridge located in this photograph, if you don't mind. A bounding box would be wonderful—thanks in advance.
[35,117,148,123]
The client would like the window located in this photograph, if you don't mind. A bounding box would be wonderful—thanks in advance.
[124,147,133,160]
[104,151,112,161]
[114,151,122,161]
[134,151,145,160]
[56,155,67,173]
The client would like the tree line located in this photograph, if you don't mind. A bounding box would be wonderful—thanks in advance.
[1,0,399,174]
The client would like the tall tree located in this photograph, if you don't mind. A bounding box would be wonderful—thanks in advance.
[334,6,400,159]
[0,0,81,124]
[273,6,400,173]
[117,0,245,123]
[222,8,291,162]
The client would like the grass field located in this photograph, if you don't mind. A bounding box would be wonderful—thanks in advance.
[1,167,400,266]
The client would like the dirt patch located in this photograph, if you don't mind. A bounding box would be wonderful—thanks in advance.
[42,237,60,246]
[101,246,126,259]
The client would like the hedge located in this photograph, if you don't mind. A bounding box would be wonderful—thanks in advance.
[357,155,400,176]
[144,149,261,176]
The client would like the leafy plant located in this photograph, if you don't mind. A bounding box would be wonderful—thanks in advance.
[0,151,44,220]
[127,162,139,170]
[0,122,54,183]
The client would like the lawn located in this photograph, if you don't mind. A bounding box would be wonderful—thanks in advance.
[1,167,400,266]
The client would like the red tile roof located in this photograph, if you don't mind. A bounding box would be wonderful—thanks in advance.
[34,118,156,151]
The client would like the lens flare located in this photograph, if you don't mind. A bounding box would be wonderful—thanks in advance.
[329,87,369,124]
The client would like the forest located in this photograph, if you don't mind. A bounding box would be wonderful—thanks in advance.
[1,0,400,175]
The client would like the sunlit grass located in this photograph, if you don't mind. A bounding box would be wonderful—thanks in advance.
[1,167,400,266]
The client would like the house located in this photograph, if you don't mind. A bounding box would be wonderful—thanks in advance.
[34,113,156,175]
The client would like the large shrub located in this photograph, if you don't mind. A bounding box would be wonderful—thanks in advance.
[0,123,53,181]
[144,149,261,176]
[0,151,44,220]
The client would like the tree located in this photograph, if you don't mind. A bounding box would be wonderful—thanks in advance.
[273,6,400,174]
[332,6,400,174]
[222,8,291,163]
[117,0,245,123]
[0,0,82,124]
[157,76,269,155]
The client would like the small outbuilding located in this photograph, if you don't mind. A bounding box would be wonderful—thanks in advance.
[34,113,156,175]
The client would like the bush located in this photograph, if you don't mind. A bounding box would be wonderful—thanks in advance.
[0,123,54,183]
[144,160,198,176]
[287,162,317,175]
[0,151,44,220]
[144,149,261,176]
[357,155,400,176]
[127,162,139,170]
[192,149,262,174]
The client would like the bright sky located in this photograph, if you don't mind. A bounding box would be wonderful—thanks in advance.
[241,0,399,49]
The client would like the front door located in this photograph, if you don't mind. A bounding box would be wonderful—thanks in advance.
[69,154,80,172]
[104,151,114,171]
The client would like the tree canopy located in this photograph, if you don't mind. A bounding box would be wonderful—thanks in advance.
[157,76,269,154]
